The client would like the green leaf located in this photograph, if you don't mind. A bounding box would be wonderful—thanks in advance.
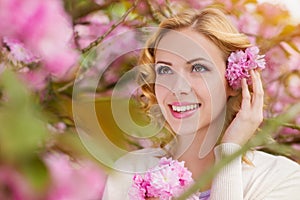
[20,155,50,193]
[0,70,47,162]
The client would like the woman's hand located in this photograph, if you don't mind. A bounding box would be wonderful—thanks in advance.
[221,70,264,145]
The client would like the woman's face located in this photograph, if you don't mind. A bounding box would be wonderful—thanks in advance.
[154,28,233,135]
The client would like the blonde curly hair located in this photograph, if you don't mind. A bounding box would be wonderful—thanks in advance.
[136,7,252,148]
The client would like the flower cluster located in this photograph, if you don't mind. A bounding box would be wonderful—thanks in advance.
[128,157,194,200]
[225,46,266,89]
[0,0,79,88]
[44,153,107,200]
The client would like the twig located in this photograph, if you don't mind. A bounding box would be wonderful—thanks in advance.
[165,0,174,16]
[70,0,120,20]
[81,0,140,54]
[57,81,74,93]
[73,29,81,50]
[281,123,300,130]
[145,0,165,23]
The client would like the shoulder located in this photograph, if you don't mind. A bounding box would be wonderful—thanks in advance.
[113,147,165,173]
[242,150,300,199]
[244,150,299,172]
[243,150,300,182]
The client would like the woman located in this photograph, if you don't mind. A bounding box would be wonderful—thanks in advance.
[103,8,300,200]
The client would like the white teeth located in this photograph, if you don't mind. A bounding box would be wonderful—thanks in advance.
[171,104,199,112]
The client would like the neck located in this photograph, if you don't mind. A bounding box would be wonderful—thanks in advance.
[171,121,225,191]
[177,131,215,179]
[167,108,227,191]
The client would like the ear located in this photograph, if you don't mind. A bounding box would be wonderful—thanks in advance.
[226,85,239,98]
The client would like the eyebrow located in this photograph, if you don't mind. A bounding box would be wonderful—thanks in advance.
[186,57,212,64]
[156,57,212,66]
[155,61,172,66]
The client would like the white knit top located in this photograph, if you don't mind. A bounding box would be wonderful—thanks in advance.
[102,143,300,200]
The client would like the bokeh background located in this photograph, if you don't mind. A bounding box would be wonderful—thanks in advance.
[0,0,299,199]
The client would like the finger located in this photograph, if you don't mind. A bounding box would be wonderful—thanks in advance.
[251,70,264,96]
[251,70,264,109]
[255,70,264,95]
[241,78,251,110]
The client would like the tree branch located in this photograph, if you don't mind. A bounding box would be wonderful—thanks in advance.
[282,123,300,130]
[146,0,165,23]
[81,0,140,54]
[65,0,120,20]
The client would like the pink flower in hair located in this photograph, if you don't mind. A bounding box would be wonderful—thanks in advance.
[225,46,266,89]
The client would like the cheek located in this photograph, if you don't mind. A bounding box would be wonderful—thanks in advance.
[155,75,177,104]
[208,81,228,114]
[194,77,228,113]
[154,84,168,106]
[204,76,228,99]
[191,78,211,100]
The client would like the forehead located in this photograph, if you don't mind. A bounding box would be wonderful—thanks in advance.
[155,28,224,64]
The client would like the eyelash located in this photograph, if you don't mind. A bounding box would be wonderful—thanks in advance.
[156,63,209,75]
[191,63,209,72]
[156,65,173,75]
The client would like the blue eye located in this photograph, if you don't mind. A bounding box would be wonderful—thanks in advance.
[156,65,173,75]
[192,63,208,72]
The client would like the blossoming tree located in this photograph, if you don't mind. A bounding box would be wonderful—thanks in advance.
[0,0,299,199]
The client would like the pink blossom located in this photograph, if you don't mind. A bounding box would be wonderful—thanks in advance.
[47,122,67,134]
[288,53,300,71]
[226,46,266,89]
[256,3,289,39]
[263,46,288,80]
[129,157,194,200]
[75,10,139,74]
[265,79,299,117]
[75,13,140,93]
[237,13,260,36]
[280,127,299,135]
[156,0,166,6]
[0,166,36,200]
[3,37,39,64]
[272,101,285,113]
[135,1,149,15]
[260,24,284,39]
[54,122,67,133]
[94,0,105,5]
[103,66,121,85]
[176,0,214,9]
[19,68,48,91]
[128,174,151,200]
[75,11,110,49]
[296,115,300,125]
[265,81,280,98]
[75,11,138,52]
[0,0,79,80]
[292,144,300,151]
[44,152,107,200]
[257,3,289,23]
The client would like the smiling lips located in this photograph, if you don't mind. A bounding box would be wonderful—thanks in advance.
[168,102,201,119]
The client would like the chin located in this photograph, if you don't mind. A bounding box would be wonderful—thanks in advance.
[167,119,202,136]
[173,128,197,136]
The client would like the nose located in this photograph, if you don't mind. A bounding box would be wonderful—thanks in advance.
[171,73,191,95]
